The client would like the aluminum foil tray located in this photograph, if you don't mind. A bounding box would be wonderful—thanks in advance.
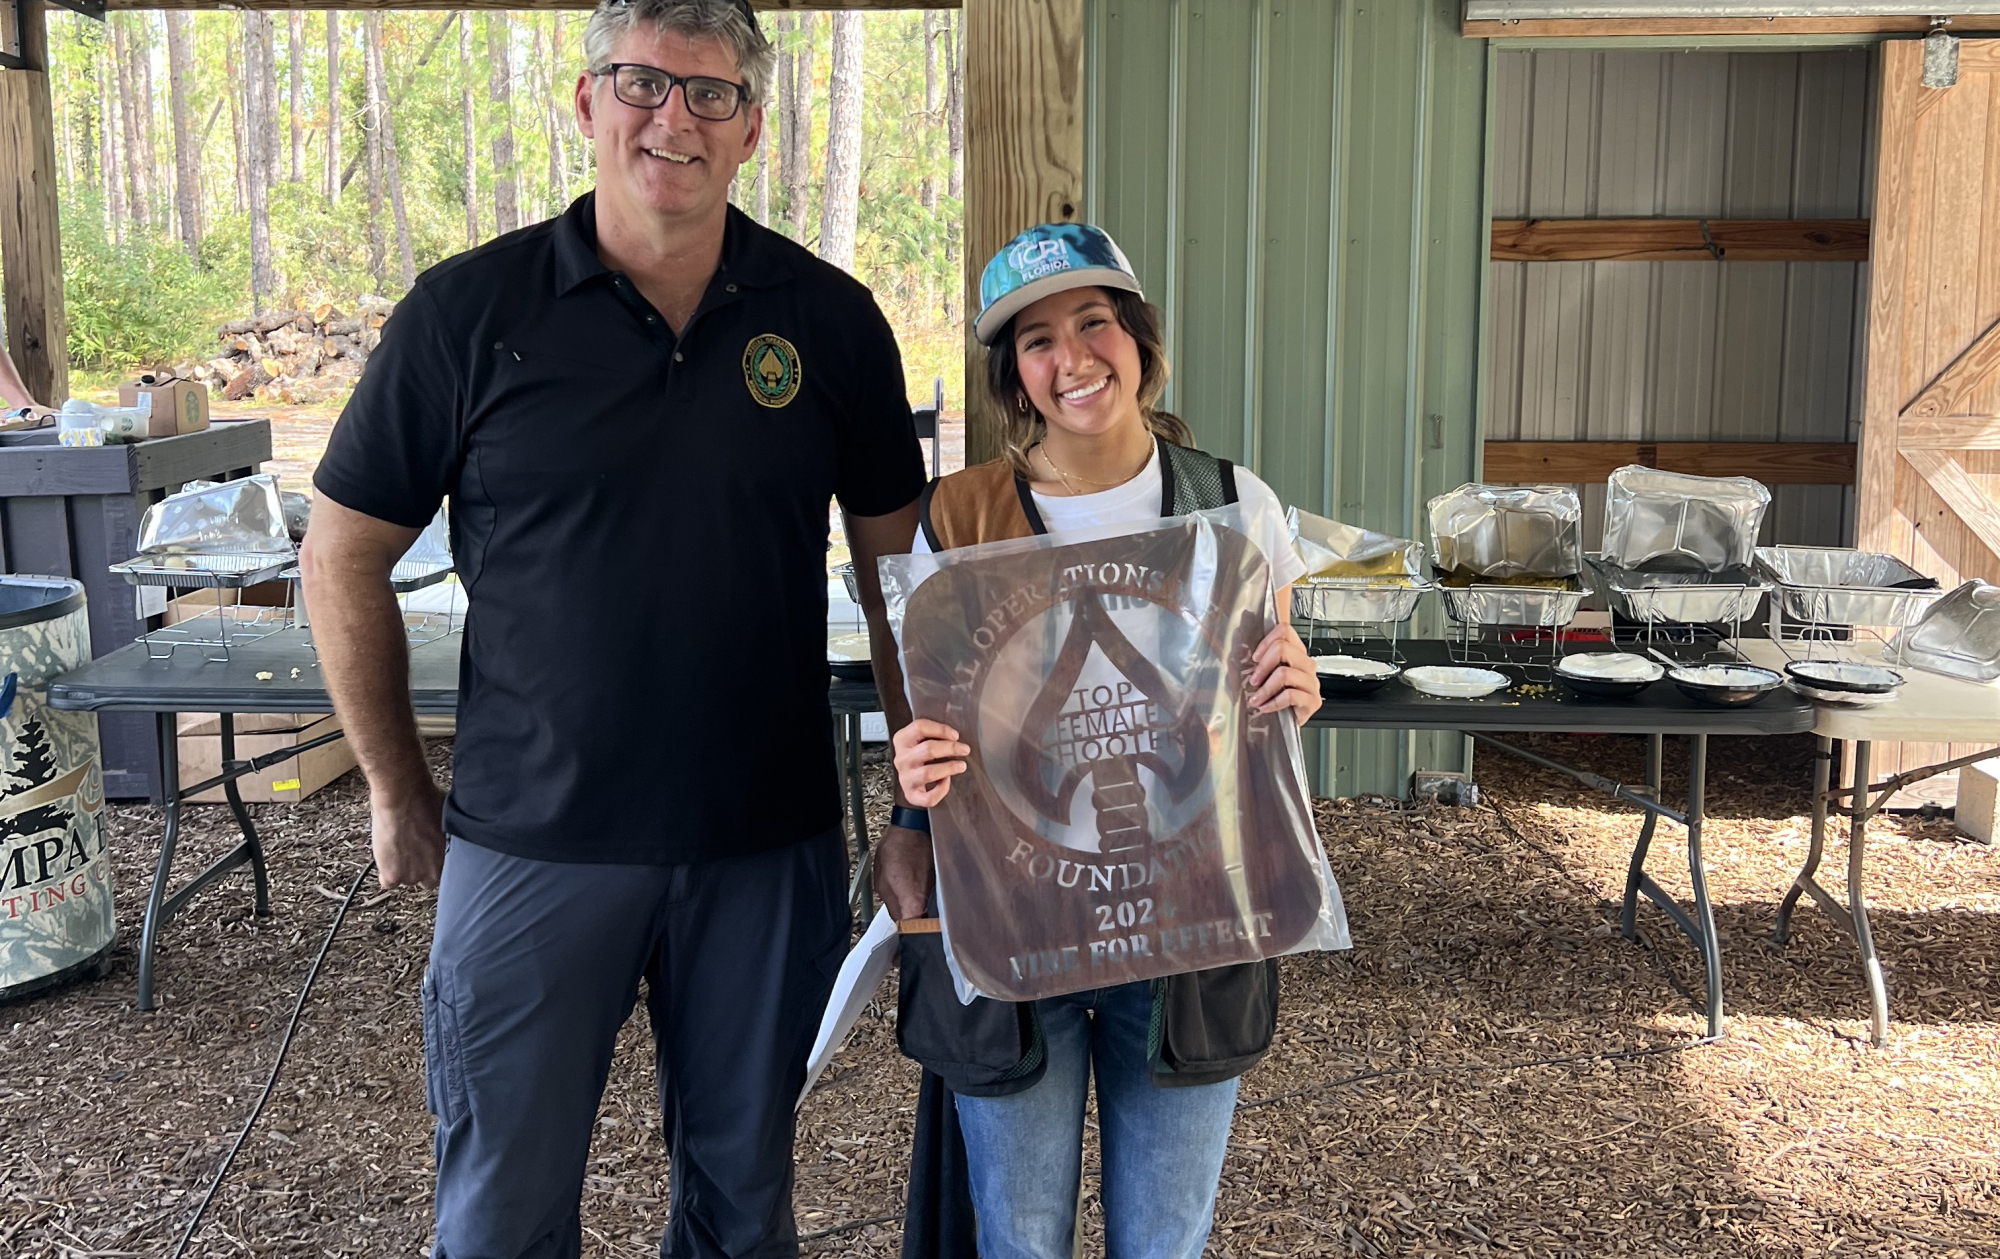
[1601,465,1770,573]
[111,553,294,589]
[1754,546,1944,628]
[1427,483,1583,580]
[1292,578,1430,624]
[1439,577,1589,628]
[280,558,453,595]
[1587,557,1766,625]
[1888,579,2000,682]
[1288,508,1424,580]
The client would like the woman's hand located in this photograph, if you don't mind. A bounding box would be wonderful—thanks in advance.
[893,719,969,806]
[1248,619,1321,727]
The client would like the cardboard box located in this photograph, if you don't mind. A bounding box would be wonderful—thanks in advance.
[178,711,356,804]
[119,376,211,438]
[162,582,293,627]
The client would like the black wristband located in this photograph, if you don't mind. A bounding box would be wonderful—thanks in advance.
[889,805,932,834]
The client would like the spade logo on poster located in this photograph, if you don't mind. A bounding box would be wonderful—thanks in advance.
[899,517,1324,1001]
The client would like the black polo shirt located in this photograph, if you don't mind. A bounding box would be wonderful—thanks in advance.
[314,194,923,864]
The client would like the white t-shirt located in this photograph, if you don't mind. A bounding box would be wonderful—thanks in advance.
[912,445,1308,590]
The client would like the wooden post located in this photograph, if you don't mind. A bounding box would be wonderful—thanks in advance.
[0,0,69,407]
[962,0,1084,467]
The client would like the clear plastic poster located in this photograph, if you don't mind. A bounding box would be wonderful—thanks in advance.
[881,502,1346,1003]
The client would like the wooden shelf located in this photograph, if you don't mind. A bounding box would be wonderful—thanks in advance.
[1491,218,1869,263]
[1483,440,1856,486]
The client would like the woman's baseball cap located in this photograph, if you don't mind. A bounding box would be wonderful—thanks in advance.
[975,223,1145,346]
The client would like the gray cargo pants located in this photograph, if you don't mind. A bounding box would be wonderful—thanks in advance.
[423,830,849,1259]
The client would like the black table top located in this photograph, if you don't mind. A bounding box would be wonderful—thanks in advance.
[824,639,1815,737]
[52,633,1814,739]
[48,627,462,715]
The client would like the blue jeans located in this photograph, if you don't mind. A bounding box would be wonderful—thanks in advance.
[953,981,1239,1259]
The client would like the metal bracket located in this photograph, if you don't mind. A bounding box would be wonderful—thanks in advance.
[48,0,104,19]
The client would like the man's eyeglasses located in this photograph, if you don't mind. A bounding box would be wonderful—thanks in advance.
[594,63,748,121]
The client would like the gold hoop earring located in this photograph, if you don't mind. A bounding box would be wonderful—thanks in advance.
[1016,395,1029,415]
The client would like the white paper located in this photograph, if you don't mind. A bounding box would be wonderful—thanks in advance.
[797,906,901,1109]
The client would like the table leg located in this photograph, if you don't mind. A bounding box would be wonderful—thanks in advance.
[1773,736,1836,948]
[1620,734,1665,941]
[1684,734,1723,1039]
[1847,740,1890,1047]
[219,713,271,917]
[136,711,183,1013]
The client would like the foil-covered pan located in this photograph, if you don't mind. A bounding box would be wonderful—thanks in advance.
[1753,546,1945,628]
[1600,465,1770,573]
[137,474,293,557]
[1586,556,1766,625]
[1438,575,1590,628]
[1887,579,2000,682]
[1292,577,1431,624]
[1287,508,1423,579]
[1428,483,1582,580]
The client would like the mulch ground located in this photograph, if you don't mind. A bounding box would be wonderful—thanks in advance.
[5,731,1999,1257]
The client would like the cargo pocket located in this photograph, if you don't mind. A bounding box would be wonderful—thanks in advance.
[421,965,468,1127]
[896,931,1042,1097]
[1157,959,1279,1079]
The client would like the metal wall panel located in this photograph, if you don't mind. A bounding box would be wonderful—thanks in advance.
[1488,47,1872,551]
[1087,0,1488,798]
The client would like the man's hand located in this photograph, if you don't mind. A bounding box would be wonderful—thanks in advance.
[372,780,448,888]
[874,824,933,921]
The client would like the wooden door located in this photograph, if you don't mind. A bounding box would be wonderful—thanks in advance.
[1858,37,2000,804]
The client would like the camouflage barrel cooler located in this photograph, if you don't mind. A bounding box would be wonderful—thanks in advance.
[0,577,112,1001]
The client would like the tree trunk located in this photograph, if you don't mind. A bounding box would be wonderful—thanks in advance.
[460,14,478,247]
[774,13,794,233]
[362,12,387,291]
[226,39,245,216]
[100,47,124,241]
[136,18,162,231]
[368,17,416,289]
[922,11,939,213]
[488,13,519,236]
[290,12,306,183]
[114,17,149,231]
[945,12,964,325]
[259,15,281,200]
[754,109,771,226]
[325,13,341,203]
[165,12,200,263]
[548,15,571,212]
[245,14,277,313]
[787,13,815,243]
[818,14,862,273]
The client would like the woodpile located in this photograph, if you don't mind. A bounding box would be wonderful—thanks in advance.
[181,294,396,403]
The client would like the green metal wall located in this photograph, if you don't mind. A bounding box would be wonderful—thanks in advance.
[1084,0,1491,796]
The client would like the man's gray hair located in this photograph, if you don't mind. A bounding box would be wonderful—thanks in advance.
[584,0,775,106]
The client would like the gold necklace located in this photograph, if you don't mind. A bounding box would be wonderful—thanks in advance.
[1036,442,1147,495]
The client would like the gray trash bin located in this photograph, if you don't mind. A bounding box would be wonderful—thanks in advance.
[0,577,113,1001]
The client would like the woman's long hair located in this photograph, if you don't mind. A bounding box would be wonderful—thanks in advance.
[984,288,1195,478]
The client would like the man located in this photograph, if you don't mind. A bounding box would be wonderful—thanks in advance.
[299,2,930,1254]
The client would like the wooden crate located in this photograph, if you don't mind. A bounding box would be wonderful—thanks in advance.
[0,420,275,800]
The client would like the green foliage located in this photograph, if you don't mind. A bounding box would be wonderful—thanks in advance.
[45,8,963,409]
[60,196,242,371]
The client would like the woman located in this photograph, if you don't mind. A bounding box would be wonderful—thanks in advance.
[890,223,1322,1259]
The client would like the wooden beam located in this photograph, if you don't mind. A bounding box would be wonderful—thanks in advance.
[1899,415,2000,449]
[0,0,69,408]
[1858,39,1921,558]
[1903,449,2000,562]
[1467,16,2000,39]
[962,0,1083,467]
[1902,316,2000,419]
[1482,441,1856,485]
[108,0,954,9]
[1490,217,1869,262]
